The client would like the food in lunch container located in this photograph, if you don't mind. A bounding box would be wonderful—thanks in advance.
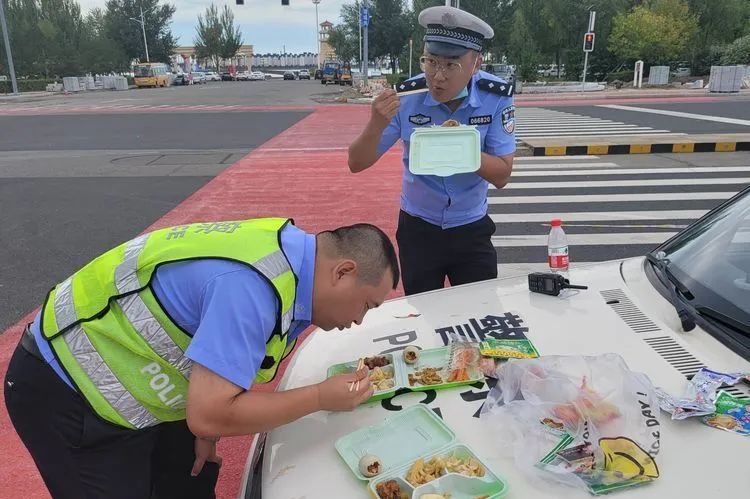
[375,479,409,499]
[441,119,460,127]
[420,494,449,499]
[359,454,382,477]
[370,366,396,391]
[364,356,391,369]
[446,342,480,382]
[408,367,444,386]
[405,454,485,486]
[403,346,420,364]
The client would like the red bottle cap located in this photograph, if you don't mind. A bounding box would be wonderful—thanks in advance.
[551,219,562,227]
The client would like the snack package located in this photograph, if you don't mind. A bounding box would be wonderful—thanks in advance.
[702,390,750,436]
[655,368,748,420]
[481,354,661,495]
[479,338,539,359]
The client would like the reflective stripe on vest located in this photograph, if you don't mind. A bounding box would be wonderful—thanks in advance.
[42,218,298,429]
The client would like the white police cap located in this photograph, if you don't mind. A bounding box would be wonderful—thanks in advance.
[419,6,494,56]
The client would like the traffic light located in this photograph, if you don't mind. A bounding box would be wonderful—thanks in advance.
[583,32,595,52]
[281,0,289,5]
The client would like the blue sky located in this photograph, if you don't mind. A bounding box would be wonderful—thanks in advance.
[77,0,352,54]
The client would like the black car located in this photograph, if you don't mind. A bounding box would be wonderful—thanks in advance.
[314,69,323,80]
[283,71,295,80]
[298,71,310,80]
[220,72,235,81]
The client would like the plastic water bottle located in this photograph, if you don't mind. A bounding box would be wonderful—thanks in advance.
[548,219,569,274]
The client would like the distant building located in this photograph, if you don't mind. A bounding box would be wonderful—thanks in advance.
[251,52,319,68]
[172,45,254,72]
[319,20,336,63]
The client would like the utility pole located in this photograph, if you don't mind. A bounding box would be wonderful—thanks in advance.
[129,4,150,62]
[0,0,19,95]
[361,1,369,87]
[358,1,362,75]
[313,0,321,70]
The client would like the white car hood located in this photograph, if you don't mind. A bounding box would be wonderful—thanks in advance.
[255,258,750,498]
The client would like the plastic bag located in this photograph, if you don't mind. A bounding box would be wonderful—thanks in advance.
[480,354,662,495]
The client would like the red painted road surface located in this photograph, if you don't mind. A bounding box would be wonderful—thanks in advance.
[0,105,407,499]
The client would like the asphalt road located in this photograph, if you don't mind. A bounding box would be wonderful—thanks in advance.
[0,110,310,330]
[550,99,750,135]
[0,78,345,108]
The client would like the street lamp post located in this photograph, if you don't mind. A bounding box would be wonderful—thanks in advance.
[312,0,321,70]
[129,4,150,63]
[0,0,19,95]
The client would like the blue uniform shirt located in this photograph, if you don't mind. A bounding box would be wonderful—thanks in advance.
[377,70,515,229]
[32,223,315,391]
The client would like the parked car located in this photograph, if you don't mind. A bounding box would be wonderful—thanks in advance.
[483,63,515,84]
[172,73,188,86]
[249,71,266,81]
[204,71,221,81]
[283,71,296,80]
[298,70,310,80]
[192,72,207,84]
[236,71,252,81]
[220,71,235,81]
[244,186,750,497]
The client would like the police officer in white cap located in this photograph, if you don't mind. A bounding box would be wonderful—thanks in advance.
[348,5,516,296]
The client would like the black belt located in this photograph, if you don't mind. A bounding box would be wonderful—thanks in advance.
[20,324,45,361]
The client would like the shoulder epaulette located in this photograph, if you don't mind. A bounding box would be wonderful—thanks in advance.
[396,76,427,94]
[477,78,513,97]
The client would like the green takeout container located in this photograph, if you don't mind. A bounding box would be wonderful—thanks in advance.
[326,346,484,404]
[408,125,481,177]
[335,404,509,498]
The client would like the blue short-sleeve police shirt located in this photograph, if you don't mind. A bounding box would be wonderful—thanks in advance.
[377,70,515,229]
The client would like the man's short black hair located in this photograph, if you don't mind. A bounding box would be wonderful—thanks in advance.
[319,224,400,289]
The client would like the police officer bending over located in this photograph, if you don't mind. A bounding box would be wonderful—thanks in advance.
[4,218,398,498]
[349,6,516,296]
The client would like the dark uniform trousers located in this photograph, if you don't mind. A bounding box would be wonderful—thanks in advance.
[4,327,219,499]
[396,210,498,295]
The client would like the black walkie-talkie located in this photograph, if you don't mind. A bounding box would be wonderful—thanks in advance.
[528,272,588,296]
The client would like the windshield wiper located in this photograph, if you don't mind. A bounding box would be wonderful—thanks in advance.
[645,252,696,332]
[695,306,750,338]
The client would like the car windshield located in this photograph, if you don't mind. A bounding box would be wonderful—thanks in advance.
[654,188,750,337]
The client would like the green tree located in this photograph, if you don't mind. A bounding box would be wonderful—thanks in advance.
[194,5,222,70]
[327,26,358,64]
[80,7,129,74]
[218,4,242,66]
[104,0,177,64]
[508,8,539,81]
[686,0,750,74]
[609,0,698,65]
[368,0,411,73]
[720,34,750,65]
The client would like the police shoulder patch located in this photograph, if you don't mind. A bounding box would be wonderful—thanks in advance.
[409,113,432,126]
[501,105,515,134]
[396,76,428,94]
[477,78,513,97]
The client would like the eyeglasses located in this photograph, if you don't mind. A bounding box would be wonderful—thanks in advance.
[419,56,464,76]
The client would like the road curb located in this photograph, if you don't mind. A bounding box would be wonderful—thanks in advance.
[523,136,750,156]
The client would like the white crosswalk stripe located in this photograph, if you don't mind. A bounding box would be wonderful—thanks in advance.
[491,156,749,274]
[514,107,684,141]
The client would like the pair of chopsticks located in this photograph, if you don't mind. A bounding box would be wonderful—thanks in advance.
[349,358,365,392]
[392,84,430,98]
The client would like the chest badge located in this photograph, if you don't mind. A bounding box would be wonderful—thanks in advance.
[409,114,432,126]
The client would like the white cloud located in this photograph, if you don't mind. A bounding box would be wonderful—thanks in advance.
[79,0,352,53]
